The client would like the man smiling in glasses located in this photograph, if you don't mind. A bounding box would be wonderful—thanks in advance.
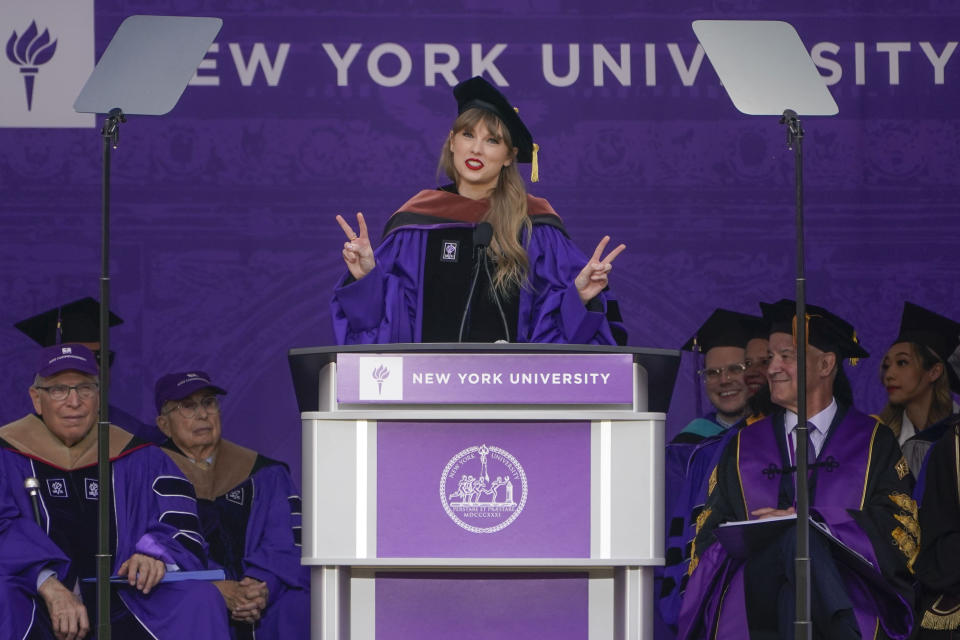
[14,296,163,443]
[675,308,767,443]
[155,371,308,640]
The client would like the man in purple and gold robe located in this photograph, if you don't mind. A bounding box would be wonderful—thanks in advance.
[154,370,309,640]
[678,300,918,640]
[0,344,229,639]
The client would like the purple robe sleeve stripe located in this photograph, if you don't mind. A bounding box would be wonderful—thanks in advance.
[172,531,205,560]
[158,510,202,537]
[152,475,197,500]
[289,494,303,545]
[288,495,302,514]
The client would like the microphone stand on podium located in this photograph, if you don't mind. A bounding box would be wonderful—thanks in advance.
[73,15,222,638]
[692,20,839,639]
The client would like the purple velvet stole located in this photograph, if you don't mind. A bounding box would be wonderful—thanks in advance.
[730,409,912,639]
[736,410,874,517]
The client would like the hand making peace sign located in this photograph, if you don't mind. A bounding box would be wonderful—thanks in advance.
[575,236,626,304]
[336,212,376,280]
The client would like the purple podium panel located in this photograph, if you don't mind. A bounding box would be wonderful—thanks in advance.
[375,572,588,640]
[338,352,633,404]
[377,420,590,558]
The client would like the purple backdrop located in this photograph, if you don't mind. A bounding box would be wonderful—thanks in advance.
[2,1,959,482]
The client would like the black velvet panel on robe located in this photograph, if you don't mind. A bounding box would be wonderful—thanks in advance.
[421,226,519,343]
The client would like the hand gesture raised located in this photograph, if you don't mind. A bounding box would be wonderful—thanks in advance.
[336,212,376,280]
[575,236,626,304]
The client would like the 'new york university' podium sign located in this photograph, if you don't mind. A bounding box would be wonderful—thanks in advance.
[336,352,635,405]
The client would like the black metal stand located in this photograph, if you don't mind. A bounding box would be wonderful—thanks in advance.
[97,107,124,640]
[781,108,812,640]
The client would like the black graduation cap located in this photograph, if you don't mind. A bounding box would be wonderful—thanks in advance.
[453,76,535,164]
[15,297,123,346]
[681,308,764,353]
[894,301,960,392]
[760,298,869,361]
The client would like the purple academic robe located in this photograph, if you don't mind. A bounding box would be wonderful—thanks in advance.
[204,462,309,639]
[0,416,229,639]
[678,406,917,640]
[160,439,309,640]
[659,421,743,632]
[331,189,626,345]
[226,463,309,640]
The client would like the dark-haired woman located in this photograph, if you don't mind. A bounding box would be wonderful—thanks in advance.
[879,302,959,476]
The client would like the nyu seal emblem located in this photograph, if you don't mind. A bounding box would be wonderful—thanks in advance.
[84,478,99,501]
[440,240,459,262]
[440,443,527,534]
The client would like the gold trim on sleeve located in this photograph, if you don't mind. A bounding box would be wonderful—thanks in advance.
[895,456,909,481]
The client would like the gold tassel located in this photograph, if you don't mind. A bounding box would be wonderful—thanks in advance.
[512,106,540,183]
[790,314,816,350]
[921,595,960,630]
[531,143,539,183]
[849,330,861,367]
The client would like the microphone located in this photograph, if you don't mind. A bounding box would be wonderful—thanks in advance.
[482,252,510,342]
[473,223,510,341]
[24,477,42,527]
[458,223,494,342]
[473,221,493,249]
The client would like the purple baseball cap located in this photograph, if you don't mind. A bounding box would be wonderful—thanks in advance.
[37,344,99,378]
[154,371,227,414]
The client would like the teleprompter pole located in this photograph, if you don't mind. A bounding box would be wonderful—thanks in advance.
[97,106,125,640]
[781,108,812,640]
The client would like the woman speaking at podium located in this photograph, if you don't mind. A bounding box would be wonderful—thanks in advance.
[331,76,627,345]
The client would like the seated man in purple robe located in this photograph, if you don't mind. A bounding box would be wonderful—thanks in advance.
[14,297,164,443]
[331,76,627,345]
[678,299,917,640]
[154,371,309,640]
[660,308,768,632]
[0,344,230,640]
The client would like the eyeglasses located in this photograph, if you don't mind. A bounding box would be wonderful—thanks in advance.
[35,383,99,401]
[744,357,772,370]
[164,395,220,419]
[698,363,747,381]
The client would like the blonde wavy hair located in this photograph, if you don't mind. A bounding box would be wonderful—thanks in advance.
[438,108,532,298]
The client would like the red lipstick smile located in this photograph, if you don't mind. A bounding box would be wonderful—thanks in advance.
[465,158,484,171]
